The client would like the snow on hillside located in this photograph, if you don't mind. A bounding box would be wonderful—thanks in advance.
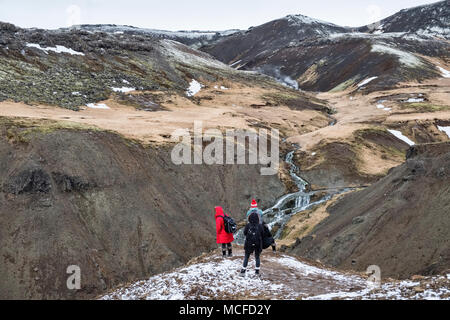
[72,24,240,40]
[285,14,341,28]
[437,66,450,78]
[371,43,423,67]
[437,126,450,138]
[359,1,450,40]
[186,79,203,97]
[388,129,415,146]
[417,26,450,39]
[405,97,425,103]
[357,76,378,87]
[111,87,136,93]
[100,248,450,300]
[25,43,85,56]
[327,31,432,42]
[160,39,230,70]
[376,104,391,111]
[86,103,110,109]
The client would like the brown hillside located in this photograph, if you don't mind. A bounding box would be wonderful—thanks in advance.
[288,142,450,279]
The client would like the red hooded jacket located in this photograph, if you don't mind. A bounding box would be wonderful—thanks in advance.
[215,206,234,244]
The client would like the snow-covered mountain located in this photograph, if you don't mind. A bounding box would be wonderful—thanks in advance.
[201,0,449,91]
[0,21,272,109]
[200,13,349,72]
[358,0,450,39]
[67,24,240,49]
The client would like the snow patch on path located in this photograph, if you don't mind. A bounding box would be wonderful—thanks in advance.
[308,275,450,300]
[269,255,363,284]
[100,249,450,300]
[101,253,289,300]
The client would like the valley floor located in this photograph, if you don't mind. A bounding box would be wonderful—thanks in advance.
[288,78,450,151]
[1,70,448,300]
[0,85,329,145]
[100,247,450,300]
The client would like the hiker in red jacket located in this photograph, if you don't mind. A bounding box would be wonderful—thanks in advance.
[215,206,234,257]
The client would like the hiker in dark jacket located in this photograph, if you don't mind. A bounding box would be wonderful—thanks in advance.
[215,206,234,257]
[240,210,264,277]
[247,199,276,252]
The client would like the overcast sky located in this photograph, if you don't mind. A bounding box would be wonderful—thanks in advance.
[0,0,441,30]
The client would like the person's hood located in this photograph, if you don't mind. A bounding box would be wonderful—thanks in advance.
[248,211,260,224]
[215,206,224,218]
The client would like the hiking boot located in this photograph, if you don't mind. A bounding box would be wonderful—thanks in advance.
[239,269,246,277]
[255,268,260,277]
[227,251,233,257]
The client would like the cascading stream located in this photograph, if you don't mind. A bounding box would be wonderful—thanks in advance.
[234,145,354,244]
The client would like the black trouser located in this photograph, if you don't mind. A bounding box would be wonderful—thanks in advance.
[243,249,260,269]
[221,243,232,256]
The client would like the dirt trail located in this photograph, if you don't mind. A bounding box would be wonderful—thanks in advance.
[100,247,368,300]
[100,247,450,300]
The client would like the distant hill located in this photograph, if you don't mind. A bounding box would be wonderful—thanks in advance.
[358,0,450,39]
[201,1,450,92]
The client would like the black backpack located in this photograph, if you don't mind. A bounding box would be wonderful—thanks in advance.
[246,223,262,248]
[262,224,274,249]
[220,214,237,234]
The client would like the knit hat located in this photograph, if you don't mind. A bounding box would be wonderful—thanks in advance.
[251,199,258,208]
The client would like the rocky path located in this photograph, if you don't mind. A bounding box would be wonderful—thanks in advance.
[100,248,450,300]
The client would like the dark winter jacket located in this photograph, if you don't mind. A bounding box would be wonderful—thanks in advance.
[243,211,264,253]
[215,206,234,244]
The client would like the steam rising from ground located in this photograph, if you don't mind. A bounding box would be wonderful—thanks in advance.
[256,66,299,90]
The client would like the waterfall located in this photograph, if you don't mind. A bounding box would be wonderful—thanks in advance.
[233,146,355,244]
[285,149,310,208]
[234,147,312,244]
